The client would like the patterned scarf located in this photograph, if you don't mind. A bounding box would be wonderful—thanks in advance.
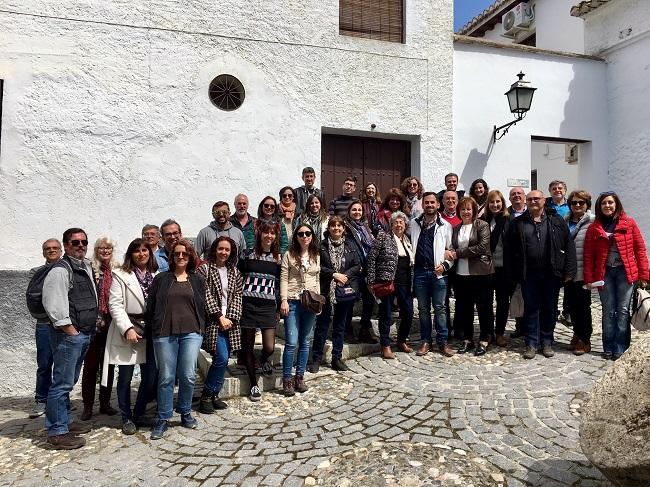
[98,262,113,314]
[301,212,324,243]
[134,267,154,301]
[407,194,419,212]
[328,237,346,304]
[279,201,296,224]
[367,198,379,226]
[349,219,374,252]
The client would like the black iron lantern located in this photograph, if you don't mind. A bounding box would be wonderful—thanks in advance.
[493,72,537,142]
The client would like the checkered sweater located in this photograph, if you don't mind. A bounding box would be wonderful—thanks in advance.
[240,252,281,303]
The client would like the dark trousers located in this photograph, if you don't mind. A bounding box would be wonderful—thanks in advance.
[565,280,593,344]
[345,283,375,334]
[378,283,413,347]
[522,273,562,348]
[454,274,494,342]
[492,267,511,336]
[116,338,158,421]
[81,330,114,408]
[313,299,354,362]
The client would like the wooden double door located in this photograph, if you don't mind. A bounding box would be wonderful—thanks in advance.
[321,134,411,203]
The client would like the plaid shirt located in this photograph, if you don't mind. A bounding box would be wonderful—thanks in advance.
[200,262,243,352]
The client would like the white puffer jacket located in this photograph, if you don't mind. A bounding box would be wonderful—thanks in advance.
[567,210,595,282]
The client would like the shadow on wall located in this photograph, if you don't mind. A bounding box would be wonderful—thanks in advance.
[459,135,494,190]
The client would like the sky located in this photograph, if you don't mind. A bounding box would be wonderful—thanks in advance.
[454,0,499,32]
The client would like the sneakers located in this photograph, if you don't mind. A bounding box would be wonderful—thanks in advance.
[260,360,273,377]
[199,395,215,414]
[121,419,137,435]
[541,345,555,358]
[249,385,262,402]
[47,432,86,450]
[358,328,378,344]
[283,378,295,397]
[523,346,536,360]
[150,419,168,440]
[180,413,198,429]
[294,375,308,393]
[331,357,349,372]
[29,401,47,419]
[212,397,228,410]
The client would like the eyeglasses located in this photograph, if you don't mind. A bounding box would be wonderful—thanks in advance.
[296,231,312,238]
[214,210,229,215]
[98,247,113,252]
[344,182,356,187]
[70,240,88,247]
[409,182,419,187]
[44,246,61,252]
[163,232,180,238]
[570,200,586,206]
[174,251,189,258]
[282,193,293,199]
[263,204,276,209]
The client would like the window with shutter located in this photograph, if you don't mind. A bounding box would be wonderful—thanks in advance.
[339,0,404,43]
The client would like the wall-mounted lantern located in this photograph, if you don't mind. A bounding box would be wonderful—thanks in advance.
[493,72,537,142]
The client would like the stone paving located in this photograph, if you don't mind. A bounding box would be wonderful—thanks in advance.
[0,314,621,487]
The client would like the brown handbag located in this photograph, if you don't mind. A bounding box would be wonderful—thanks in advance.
[299,264,325,315]
[371,280,395,298]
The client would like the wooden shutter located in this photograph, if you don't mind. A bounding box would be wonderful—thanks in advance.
[339,0,404,43]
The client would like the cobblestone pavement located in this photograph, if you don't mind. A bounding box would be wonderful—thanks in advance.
[0,318,619,487]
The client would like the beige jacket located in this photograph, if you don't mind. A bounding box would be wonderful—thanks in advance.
[280,252,321,301]
[102,268,156,386]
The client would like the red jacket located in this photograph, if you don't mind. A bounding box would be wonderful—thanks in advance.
[583,214,649,285]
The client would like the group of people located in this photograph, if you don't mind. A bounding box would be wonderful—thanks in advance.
[29,166,649,449]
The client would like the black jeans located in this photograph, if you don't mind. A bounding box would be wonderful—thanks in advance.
[345,283,375,334]
[492,267,511,336]
[378,283,413,347]
[454,274,494,342]
[522,273,562,348]
[565,280,593,343]
[313,299,354,361]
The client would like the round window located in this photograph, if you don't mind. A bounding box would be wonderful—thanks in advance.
[208,74,245,111]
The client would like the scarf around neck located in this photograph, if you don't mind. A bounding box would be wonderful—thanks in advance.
[134,267,154,301]
[98,262,113,314]
[327,237,346,304]
[280,201,296,223]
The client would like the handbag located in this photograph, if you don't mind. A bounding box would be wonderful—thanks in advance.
[631,286,650,331]
[371,280,395,299]
[127,314,146,337]
[299,264,325,315]
[335,285,358,303]
[509,284,524,319]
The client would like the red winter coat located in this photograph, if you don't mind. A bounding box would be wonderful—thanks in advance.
[583,214,649,285]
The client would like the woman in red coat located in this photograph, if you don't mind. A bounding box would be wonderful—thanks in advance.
[583,192,649,360]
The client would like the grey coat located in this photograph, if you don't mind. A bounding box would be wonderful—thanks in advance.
[567,210,594,282]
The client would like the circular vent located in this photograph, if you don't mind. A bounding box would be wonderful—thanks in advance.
[503,11,516,31]
[209,75,245,111]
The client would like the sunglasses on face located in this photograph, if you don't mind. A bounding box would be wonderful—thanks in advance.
[263,204,276,210]
[70,240,88,247]
[214,210,229,215]
[174,251,189,258]
[282,193,293,199]
[296,231,312,238]
[570,200,586,206]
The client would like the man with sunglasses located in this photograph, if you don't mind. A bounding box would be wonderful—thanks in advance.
[42,228,98,449]
[507,191,576,360]
[195,201,246,260]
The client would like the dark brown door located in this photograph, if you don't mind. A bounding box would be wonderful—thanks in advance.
[321,134,410,203]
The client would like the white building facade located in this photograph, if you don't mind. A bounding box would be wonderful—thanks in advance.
[0,0,453,269]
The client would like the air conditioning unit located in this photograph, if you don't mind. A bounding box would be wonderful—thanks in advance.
[502,2,535,38]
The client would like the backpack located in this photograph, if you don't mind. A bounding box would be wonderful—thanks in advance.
[26,260,73,320]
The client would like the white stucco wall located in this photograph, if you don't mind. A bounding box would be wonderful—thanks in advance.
[453,41,607,200]
[0,0,453,269]
[581,0,650,242]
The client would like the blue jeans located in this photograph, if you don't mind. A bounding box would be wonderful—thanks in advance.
[522,273,562,348]
[599,265,634,356]
[414,269,449,345]
[45,329,91,436]
[378,283,413,347]
[35,322,54,403]
[282,300,316,378]
[153,333,202,420]
[116,338,158,421]
[313,299,353,362]
[203,331,231,396]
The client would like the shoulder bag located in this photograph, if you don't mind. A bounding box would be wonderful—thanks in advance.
[299,263,325,315]
[631,285,650,332]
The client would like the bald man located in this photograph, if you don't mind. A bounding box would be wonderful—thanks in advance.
[507,190,576,360]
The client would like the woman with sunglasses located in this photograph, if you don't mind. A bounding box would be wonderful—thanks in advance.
[80,236,118,420]
[401,176,424,220]
[293,194,329,244]
[310,217,361,373]
[104,238,158,434]
[198,237,243,411]
[146,239,205,439]
[481,190,510,347]
[280,224,320,396]
[360,182,381,236]
[257,196,289,255]
[278,186,297,242]
[564,190,595,356]
[584,192,649,360]
[238,224,281,402]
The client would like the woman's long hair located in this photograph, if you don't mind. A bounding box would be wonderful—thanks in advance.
[482,190,509,223]
[121,238,158,273]
[169,238,199,272]
[207,236,238,268]
[469,178,489,206]
[253,221,280,261]
[360,182,381,204]
[289,224,320,262]
[91,236,119,274]
[257,196,279,220]
[303,194,328,221]
[380,187,408,214]
[594,191,624,221]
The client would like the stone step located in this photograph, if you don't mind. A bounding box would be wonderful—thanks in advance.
[197,336,380,399]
